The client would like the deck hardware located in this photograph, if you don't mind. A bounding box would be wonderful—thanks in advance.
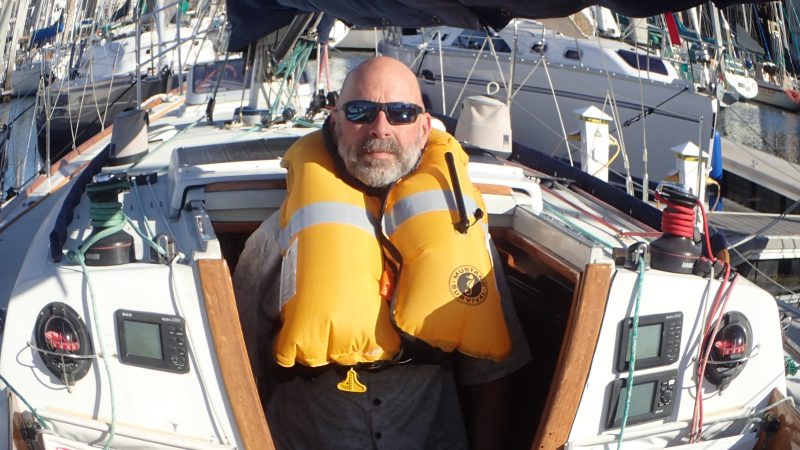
[650,182,702,274]
[151,234,177,264]
[34,302,94,385]
[703,311,752,390]
[445,151,483,234]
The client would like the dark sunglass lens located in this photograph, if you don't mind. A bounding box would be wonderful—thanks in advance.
[345,101,378,123]
[386,103,419,124]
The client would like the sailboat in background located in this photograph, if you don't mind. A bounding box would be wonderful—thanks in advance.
[380,16,717,190]
[670,6,758,107]
[0,0,47,98]
[733,3,800,112]
[34,0,219,166]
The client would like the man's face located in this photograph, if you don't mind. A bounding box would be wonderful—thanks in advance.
[331,74,431,188]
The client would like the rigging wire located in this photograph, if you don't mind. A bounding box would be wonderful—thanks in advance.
[728,244,799,300]
[447,35,488,117]
[630,30,650,201]
[437,31,446,114]
[592,35,634,195]
[725,196,800,250]
[539,43,573,167]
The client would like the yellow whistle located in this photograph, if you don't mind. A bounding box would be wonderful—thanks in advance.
[336,368,367,393]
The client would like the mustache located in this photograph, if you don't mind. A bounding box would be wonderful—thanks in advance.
[361,138,402,154]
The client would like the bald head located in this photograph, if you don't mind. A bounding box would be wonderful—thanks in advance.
[339,56,424,107]
[330,56,431,188]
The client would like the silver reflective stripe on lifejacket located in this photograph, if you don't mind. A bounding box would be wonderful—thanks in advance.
[382,190,481,237]
[279,202,378,251]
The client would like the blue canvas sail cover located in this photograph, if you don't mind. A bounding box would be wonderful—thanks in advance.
[225,0,767,52]
[31,21,65,47]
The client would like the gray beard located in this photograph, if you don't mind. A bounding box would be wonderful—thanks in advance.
[339,137,422,187]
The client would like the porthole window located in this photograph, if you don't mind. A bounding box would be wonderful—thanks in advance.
[564,49,582,60]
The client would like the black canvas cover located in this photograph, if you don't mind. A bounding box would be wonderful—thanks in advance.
[226,0,765,52]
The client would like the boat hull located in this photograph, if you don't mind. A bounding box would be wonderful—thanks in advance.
[382,42,716,183]
[752,80,800,112]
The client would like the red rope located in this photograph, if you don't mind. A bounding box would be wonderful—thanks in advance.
[657,193,696,239]
[690,269,739,442]
[697,200,717,262]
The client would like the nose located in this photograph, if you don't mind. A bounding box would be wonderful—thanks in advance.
[367,111,393,138]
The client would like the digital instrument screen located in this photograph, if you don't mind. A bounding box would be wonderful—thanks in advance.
[116,309,189,373]
[617,313,681,372]
[607,370,677,428]
[614,380,656,419]
[625,323,663,362]
[123,321,163,360]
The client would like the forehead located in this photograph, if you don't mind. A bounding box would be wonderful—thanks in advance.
[342,71,422,104]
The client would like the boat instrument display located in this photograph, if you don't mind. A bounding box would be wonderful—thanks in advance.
[617,312,683,372]
[116,310,190,373]
[606,370,678,428]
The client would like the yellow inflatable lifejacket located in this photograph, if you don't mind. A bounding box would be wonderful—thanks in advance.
[275,131,401,367]
[275,129,511,367]
[384,129,512,361]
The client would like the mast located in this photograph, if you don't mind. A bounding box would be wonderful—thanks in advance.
[1,0,34,96]
[0,0,18,70]
[710,1,724,60]
[61,0,80,48]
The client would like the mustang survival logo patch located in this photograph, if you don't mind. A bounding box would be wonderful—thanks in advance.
[449,265,488,305]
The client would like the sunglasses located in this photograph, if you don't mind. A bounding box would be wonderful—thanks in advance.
[341,101,424,125]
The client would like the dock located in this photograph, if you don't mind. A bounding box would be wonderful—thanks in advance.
[708,137,800,299]
[709,210,800,300]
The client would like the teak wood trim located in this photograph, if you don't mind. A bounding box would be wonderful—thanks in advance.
[3,94,184,233]
[756,388,800,449]
[198,258,274,450]
[531,263,613,450]
[474,183,514,196]
[503,229,580,284]
[206,179,287,192]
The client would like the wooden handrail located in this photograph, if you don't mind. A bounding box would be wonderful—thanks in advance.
[531,262,613,450]
[197,258,274,450]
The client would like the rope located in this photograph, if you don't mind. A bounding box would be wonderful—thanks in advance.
[689,197,740,442]
[542,203,617,249]
[656,194,696,239]
[590,134,621,177]
[726,196,800,250]
[65,250,117,450]
[616,255,646,448]
[67,182,166,259]
[271,39,315,120]
[727,245,799,300]
[0,373,50,430]
[545,184,627,237]
[59,180,172,448]
[691,268,739,442]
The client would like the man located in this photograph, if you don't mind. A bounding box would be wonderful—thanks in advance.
[234,56,530,449]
